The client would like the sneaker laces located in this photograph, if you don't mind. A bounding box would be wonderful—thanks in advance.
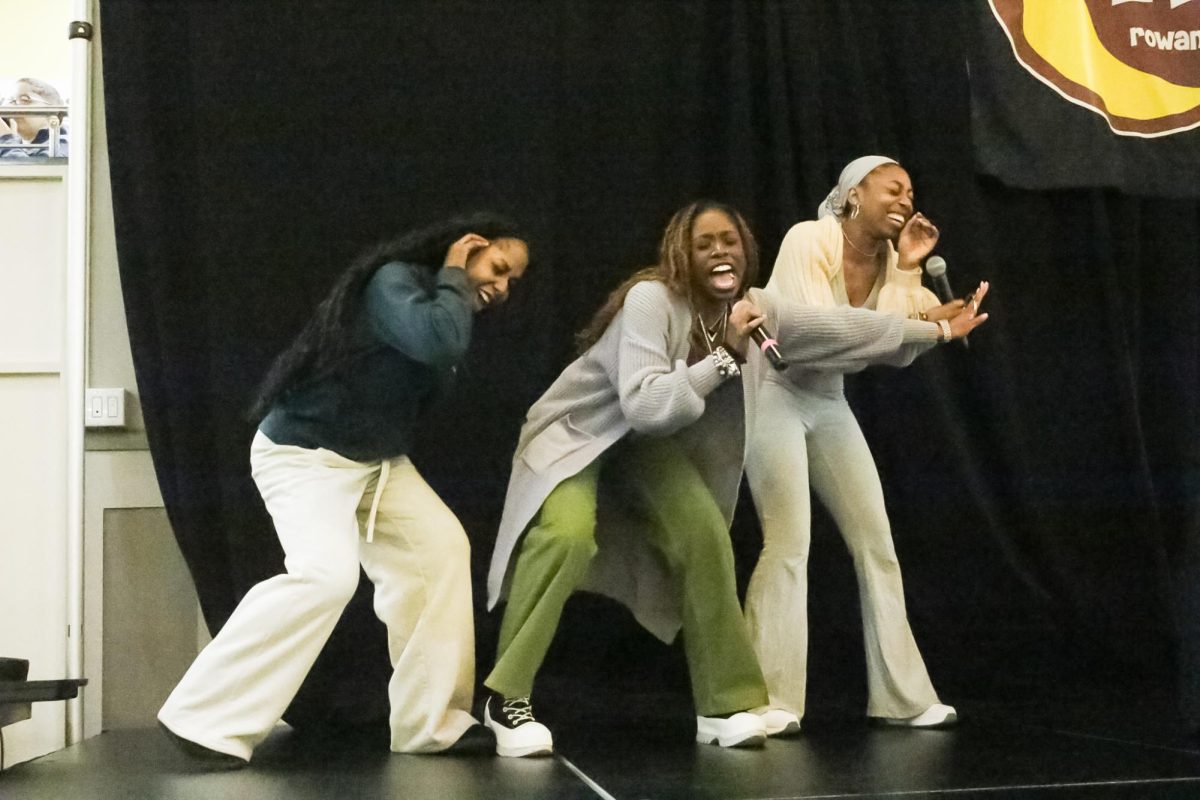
[500,696,536,725]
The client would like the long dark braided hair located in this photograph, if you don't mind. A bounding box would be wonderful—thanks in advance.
[250,211,524,421]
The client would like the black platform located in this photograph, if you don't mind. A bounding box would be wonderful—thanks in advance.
[5,688,1200,799]
[4,629,1199,798]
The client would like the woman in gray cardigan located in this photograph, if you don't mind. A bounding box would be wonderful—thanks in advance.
[480,200,986,758]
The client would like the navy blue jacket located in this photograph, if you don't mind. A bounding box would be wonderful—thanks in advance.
[260,262,472,460]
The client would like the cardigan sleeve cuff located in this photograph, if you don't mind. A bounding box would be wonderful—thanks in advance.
[901,318,941,344]
[685,355,726,397]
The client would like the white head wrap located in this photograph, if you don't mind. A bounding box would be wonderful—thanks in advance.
[817,155,899,220]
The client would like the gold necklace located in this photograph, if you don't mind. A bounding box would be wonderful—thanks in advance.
[841,226,882,258]
[697,308,727,354]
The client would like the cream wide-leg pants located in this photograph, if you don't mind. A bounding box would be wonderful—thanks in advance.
[158,431,476,760]
[744,379,939,720]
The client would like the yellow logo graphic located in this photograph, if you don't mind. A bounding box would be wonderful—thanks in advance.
[990,0,1200,136]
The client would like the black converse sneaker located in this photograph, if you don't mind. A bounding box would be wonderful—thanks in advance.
[483,693,554,758]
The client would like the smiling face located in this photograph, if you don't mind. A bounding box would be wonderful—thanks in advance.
[463,237,528,312]
[688,209,747,308]
[850,164,915,241]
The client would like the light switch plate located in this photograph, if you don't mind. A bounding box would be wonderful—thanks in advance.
[85,388,126,428]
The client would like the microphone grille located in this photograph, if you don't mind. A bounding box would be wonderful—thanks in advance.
[925,256,947,277]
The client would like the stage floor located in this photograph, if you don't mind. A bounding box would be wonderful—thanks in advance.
[5,684,1200,800]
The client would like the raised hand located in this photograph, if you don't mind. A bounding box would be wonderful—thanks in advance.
[726,298,765,359]
[443,233,491,269]
[946,281,990,339]
[898,212,939,269]
[923,298,966,322]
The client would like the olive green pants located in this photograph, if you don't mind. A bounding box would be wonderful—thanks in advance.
[485,436,768,716]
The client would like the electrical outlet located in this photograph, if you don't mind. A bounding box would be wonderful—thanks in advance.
[85,388,126,428]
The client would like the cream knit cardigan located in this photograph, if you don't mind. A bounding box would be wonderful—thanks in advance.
[767,215,940,316]
[485,278,938,641]
[761,215,941,397]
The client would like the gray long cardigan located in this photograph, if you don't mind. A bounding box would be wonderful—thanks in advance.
[485,279,937,641]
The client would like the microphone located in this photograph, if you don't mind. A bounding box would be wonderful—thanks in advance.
[924,255,968,348]
[924,255,954,303]
[751,326,788,371]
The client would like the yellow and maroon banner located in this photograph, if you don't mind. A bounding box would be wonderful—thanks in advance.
[992,0,1199,137]
[972,0,1200,195]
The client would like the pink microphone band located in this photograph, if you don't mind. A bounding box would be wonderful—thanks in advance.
[758,337,779,352]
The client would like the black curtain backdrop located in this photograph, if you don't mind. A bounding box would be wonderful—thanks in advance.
[101,1,1200,729]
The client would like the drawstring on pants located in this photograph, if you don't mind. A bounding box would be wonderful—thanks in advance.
[364,458,390,543]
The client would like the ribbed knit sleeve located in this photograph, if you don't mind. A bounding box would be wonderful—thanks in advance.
[363,262,473,368]
[616,281,727,436]
[754,289,939,373]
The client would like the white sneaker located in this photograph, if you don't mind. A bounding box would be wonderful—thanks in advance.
[695,711,767,748]
[878,703,958,729]
[483,695,554,757]
[753,706,801,737]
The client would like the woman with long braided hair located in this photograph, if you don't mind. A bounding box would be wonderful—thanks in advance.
[159,212,529,765]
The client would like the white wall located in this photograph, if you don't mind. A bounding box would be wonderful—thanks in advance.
[0,0,72,92]
[0,0,74,768]
[0,166,70,767]
[1,0,197,767]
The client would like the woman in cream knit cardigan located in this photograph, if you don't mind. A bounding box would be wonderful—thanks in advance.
[744,156,988,729]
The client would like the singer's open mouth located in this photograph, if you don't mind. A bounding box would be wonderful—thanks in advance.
[709,263,739,293]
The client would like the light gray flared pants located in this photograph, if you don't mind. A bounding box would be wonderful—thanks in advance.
[744,378,939,720]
